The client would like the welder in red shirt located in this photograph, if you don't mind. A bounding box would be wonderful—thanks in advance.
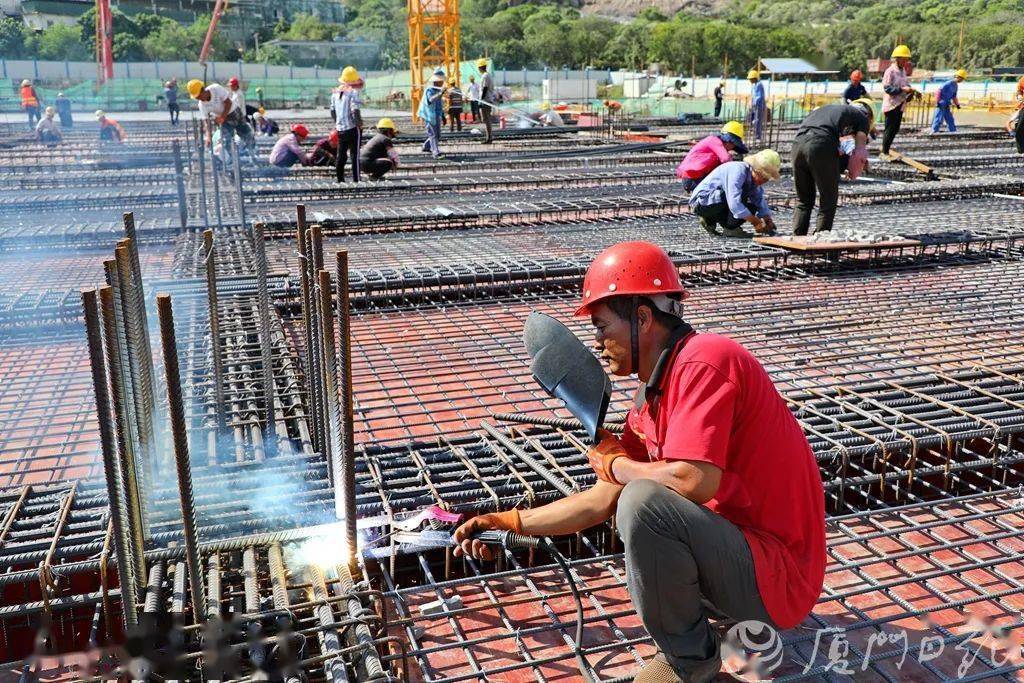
[455,241,826,682]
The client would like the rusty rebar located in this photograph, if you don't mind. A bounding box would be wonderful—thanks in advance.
[335,251,358,570]
[156,293,207,625]
[252,221,277,441]
[309,564,351,683]
[204,230,227,433]
[99,285,148,594]
[318,269,344,525]
[82,288,138,629]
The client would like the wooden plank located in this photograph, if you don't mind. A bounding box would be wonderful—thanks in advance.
[754,235,921,252]
[887,150,934,175]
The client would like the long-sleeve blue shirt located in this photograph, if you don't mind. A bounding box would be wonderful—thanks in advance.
[936,79,959,107]
[688,160,771,219]
[751,80,766,108]
[418,85,445,124]
[843,82,867,103]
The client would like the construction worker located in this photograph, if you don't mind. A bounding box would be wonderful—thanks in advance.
[477,58,496,144]
[164,79,180,125]
[268,124,310,168]
[881,45,919,158]
[455,240,825,683]
[20,80,41,130]
[843,70,868,103]
[359,118,400,180]
[791,99,875,235]
[932,69,967,134]
[676,121,749,192]
[95,111,126,144]
[713,81,724,118]
[419,72,446,158]
[35,107,62,146]
[332,65,365,183]
[1011,76,1024,154]
[467,75,481,122]
[54,92,72,129]
[189,79,256,166]
[688,149,780,238]
[446,78,464,132]
[310,130,339,167]
[255,86,265,109]
[538,102,564,127]
[747,69,766,141]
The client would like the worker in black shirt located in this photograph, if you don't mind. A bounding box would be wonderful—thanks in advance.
[791,100,875,235]
[843,71,868,103]
[359,118,400,180]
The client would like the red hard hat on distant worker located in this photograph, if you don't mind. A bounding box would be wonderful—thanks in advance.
[291,124,309,138]
[575,241,687,317]
[329,130,340,145]
[850,69,863,82]
[228,77,240,87]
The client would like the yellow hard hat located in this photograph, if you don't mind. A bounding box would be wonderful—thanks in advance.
[891,44,912,59]
[955,68,968,80]
[186,79,204,98]
[747,69,760,80]
[747,148,781,180]
[477,58,489,68]
[448,77,457,85]
[721,120,744,138]
[540,101,551,110]
[377,117,398,132]
[258,106,266,115]
[852,97,874,119]
[339,66,361,84]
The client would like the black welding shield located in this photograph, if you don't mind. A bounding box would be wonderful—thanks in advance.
[523,312,611,445]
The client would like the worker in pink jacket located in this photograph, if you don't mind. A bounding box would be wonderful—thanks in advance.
[676,121,748,191]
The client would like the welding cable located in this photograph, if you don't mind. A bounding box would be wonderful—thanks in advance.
[484,531,595,682]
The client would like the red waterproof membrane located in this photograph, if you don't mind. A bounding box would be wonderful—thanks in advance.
[0,329,100,486]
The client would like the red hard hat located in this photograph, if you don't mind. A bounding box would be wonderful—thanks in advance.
[850,70,863,82]
[291,124,309,138]
[575,241,687,317]
[228,77,239,87]
[329,130,339,145]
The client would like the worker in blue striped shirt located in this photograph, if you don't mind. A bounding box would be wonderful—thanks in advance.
[332,66,365,183]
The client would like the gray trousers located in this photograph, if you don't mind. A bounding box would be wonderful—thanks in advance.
[616,479,774,678]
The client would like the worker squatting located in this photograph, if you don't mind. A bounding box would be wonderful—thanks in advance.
[457,241,826,682]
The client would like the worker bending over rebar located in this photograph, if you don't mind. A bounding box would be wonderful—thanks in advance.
[791,99,875,235]
[455,242,826,683]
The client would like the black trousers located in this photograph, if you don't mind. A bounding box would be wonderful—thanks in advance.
[1014,110,1024,155]
[480,103,494,142]
[335,127,361,183]
[168,103,180,124]
[714,99,722,118]
[362,158,393,179]
[470,101,480,121]
[791,135,840,235]
[449,107,463,131]
[882,108,903,155]
[692,199,756,230]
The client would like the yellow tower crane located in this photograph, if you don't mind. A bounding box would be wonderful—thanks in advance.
[408,0,461,120]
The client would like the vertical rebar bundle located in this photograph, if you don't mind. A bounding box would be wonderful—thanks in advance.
[156,293,207,625]
[81,288,139,629]
[204,230,227,436]
[173,141,188,229]
[335,251,358,570]
[252,221,276,440]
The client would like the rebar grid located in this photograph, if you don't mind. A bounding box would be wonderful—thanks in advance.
[378,488,1024,682]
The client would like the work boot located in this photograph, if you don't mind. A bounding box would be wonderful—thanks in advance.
[634,646,722,683]
[698,216,719,236]
[722,226,752,238]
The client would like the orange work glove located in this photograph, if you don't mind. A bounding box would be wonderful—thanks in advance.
[587,429,628,485]
[452,509,522,561]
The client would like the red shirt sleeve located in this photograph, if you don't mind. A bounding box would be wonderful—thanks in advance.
[619,415,650,461]
[658,361,737,469]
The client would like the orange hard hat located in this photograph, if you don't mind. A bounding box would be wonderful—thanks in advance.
[850,70,863,82]
[575,242,687,317]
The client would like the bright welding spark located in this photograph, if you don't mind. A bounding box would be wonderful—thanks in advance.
[286,522,363,572]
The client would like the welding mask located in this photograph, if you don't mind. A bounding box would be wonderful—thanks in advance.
[524,312,611,445]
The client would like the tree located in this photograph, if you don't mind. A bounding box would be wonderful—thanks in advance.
[243,44,289,64]
[29,23,89,60]
[602,21,651,71]
[569,16,618,67]
[142,22,193,60]
[0,17,28,58]
[278,13,341,41]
